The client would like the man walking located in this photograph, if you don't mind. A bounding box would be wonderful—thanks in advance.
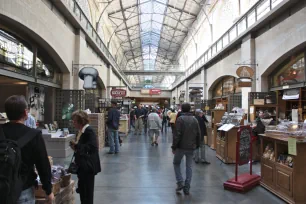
[147,107,162,146]
[0,95,54,204]
[172,103,200,195]
[107,101,121,154]
[161,107,168,133]
[134,104,144,135]
[194,109,210,164]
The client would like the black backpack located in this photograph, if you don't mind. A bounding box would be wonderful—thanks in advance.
[0,125,37,204]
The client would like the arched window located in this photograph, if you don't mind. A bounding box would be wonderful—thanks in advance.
[271,53,305,87]
[0,29,34,72]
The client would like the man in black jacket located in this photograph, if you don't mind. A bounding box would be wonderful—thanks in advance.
[1,95,54,203]
[107,101,121,154]
[172,103,200,195]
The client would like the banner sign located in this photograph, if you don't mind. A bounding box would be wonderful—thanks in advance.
[149,89,161,95]
[141,89,161,95]
[111,89,126,97]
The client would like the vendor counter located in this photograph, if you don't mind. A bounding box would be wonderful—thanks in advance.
[42,130,75,158]
[260,133,306,204]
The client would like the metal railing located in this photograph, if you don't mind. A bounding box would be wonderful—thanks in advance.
[171,0,284,89]
[62,0,132,87]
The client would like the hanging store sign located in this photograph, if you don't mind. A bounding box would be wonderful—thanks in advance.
[111,89,126,97]
[236,66,254,87]
[149,89,161,95]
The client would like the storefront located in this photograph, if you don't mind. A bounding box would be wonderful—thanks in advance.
[0,26,62,125]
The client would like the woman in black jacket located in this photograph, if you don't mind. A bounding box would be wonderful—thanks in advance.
[70,110,101,204]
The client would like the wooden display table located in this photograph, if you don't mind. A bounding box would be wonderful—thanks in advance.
[216,126,239,164]
[36,180,75,204]
[210,110,226,149]
[42,133,75,158]
[260,134,306,204]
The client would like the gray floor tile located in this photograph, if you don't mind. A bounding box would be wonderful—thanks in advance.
[55,128,285,204]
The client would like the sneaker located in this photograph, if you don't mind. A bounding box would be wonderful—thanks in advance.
[155,142,158,146]
[107,152,114,155]
[151,142,155,146]
[183,186,190,195]
[176,182,184,192]
[115,152,119,154]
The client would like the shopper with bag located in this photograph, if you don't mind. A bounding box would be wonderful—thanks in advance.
[70,110,101,204]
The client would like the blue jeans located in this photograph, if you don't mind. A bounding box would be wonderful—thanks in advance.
[17,187,35,204]
[108,129,119,153]
[173,149,194,187]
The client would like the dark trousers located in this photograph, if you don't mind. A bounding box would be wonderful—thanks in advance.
[162,119,167,132]
[78,173,95,204]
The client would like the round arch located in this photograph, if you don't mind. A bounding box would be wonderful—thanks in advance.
[0,13,70,74]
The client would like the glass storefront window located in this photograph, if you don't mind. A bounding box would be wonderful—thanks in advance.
[213,76,240,98]
[213,79,222,98]
[0,29,34,75]
[223,76,234,96]
[272,53,305,87]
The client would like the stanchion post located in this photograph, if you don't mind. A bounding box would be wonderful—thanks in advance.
[235,141,239,182]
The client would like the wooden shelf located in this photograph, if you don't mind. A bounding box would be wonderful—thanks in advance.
[261,134,306,203]
[250,104,277,107]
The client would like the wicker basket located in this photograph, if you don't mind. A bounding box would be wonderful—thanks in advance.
[35,179,61,198]
[60,174,71,188]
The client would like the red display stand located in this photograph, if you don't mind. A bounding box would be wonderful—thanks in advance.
[223,126,260,192]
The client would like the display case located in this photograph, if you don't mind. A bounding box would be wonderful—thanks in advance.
[260,133,306,204]
[278,88,306,122]
[215,112,244,164]
[210,109,226,149]
[249,92,278,122]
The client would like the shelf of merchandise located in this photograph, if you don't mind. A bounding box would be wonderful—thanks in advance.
[260,134,306,204]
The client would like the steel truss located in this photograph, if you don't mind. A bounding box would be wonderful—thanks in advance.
[101,0,202,84]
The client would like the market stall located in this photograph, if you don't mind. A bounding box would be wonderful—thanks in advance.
[260,132,306,204]
[42,130,76,158]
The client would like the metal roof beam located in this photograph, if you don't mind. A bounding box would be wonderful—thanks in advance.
[108,0,150,16]
[123,70,184,76]
[155,0,198,17]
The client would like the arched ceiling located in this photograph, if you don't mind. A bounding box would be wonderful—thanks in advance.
[104,0,203,85]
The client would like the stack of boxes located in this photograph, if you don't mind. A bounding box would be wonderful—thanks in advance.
[89,113,105,151]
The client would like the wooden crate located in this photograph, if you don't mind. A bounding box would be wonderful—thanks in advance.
[89,113,105,150]
[36,180,75,204]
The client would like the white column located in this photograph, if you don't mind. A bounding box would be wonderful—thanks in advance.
[200,68,205,100]
[240,34,256,113]
[106,65,112,99]
[241,87,251,113]
[184,81,189,102]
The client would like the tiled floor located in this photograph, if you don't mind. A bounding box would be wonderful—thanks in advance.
[54,128,285,204]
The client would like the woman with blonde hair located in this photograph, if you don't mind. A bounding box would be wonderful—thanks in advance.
[69,110,101,204]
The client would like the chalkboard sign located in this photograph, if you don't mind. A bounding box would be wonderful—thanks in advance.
[238,126,251,165]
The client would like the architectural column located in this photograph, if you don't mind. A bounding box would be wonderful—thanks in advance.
[73,29,87,90]
[175,87,179,104]
[184,80,189,102]
[204,68,208,100]
[106,65,112,99]
[240,34,256,113]
[200,68,205,100]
